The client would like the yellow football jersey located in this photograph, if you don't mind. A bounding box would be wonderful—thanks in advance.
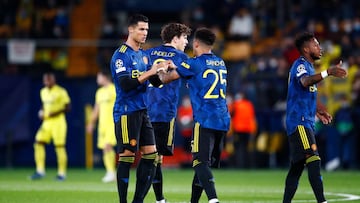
[40,84,70,119]
[96,84,115,129]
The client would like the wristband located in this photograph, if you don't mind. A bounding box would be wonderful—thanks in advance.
[321,70,328,79]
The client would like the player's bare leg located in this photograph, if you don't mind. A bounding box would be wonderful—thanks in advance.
[102,143,116,183]
[30,141,46,180]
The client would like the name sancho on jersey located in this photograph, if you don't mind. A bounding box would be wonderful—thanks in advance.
[206,59,225,66]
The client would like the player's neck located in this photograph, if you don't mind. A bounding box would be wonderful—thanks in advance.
[126,38,142,51]
[103,81,111,87]
[164,43,176,49]
[196,48,211,57]
[302,55,314,64]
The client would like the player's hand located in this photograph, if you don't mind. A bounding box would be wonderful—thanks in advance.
[165,60,177,70]
[86,123,94,134]
[316,109,332,125]
[154,61,168,74]
[38,110,44,120]
[327,60,347,78]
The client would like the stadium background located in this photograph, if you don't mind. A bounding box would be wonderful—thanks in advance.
[0,0,359,170]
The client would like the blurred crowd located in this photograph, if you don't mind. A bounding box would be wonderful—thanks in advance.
[0,0,73,75]
[1,0,360,169]
[0,0,70,39]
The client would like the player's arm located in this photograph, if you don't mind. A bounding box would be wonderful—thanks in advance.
[158,70,181,84]
[316,98,332,125]
[157,60,181,84]
[49,103,71,118]
[148,75,163,87]
[86,103,99,134]
[119,62,166,92]
[300,61,347,87]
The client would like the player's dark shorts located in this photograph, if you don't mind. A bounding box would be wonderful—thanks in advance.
[288,125,319,163]
[115,109,155,153]
[192,122,226,168]
[152,119,175,156]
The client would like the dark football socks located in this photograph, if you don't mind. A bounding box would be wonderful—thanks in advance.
[152,163,164,201]
[193,162,217,201]
[117,156,135,203]
[190,174,203,203]
[307,160,326,203]
[132,152,157,203]
[283,161,304,203]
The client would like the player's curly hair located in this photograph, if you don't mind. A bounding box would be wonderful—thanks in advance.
[295,32,315,52]
[160,23,191,44]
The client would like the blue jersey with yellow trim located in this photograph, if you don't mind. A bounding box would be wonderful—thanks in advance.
[286,56,317,135]
[110,43,149,122]
[145,45,189,122]
[176,53,230,131]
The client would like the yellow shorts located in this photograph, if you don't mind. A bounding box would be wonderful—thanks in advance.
[97,125,117,149]
[35,117,67,146]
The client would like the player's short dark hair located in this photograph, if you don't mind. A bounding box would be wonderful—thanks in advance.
[194,27,216,46]
[160,23,191,43]
[127,14,149,27]
[43,71,56,79]
[295,32,315,52]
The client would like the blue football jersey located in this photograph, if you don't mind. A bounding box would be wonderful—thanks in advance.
[110,44,150,122]
[145,45,189,122]
[176,53,230,131]
[286,57,317,135]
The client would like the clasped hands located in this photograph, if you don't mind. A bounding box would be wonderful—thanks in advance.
[152,60,177,74]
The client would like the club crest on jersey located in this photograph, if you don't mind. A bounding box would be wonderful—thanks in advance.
[143,56,148,65]
[115,59,126,73]
[130,139,137,146]
[296,64,307,77]
[311,144,317,151]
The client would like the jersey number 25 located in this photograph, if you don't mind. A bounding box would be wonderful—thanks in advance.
[203,69,227,99]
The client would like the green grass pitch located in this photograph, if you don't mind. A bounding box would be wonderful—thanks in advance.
[0,168,359,203]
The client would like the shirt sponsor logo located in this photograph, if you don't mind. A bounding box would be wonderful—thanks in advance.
[131,70,144,78]
[309,85,317,92]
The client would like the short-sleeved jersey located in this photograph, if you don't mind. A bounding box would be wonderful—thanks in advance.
[110,44,150,122]
[286,56,317,135]
[95,83,116,129]
[145,45,189,122]
[176,53,230,131]
[40,84,70,120]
